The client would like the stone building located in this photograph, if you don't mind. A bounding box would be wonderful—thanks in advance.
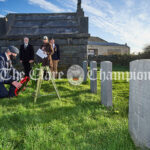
[88,37,130,56]
[0,0,89,70]
[0,0,130,70]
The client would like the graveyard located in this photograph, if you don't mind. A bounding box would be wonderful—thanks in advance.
[0,0,150,149]
[0,65,138,150]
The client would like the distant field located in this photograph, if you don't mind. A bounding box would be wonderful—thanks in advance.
[0,66,138,150]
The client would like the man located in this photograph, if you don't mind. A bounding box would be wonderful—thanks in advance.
[20,37,34,77]
[0,46,22,98]
[50,38,60,77]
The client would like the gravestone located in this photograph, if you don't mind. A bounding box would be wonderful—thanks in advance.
[83,60,88,82]
[90,61,97,93]
[101,61,112,107]
[129,60,150,150]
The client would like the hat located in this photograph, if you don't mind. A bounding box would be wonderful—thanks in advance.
[43,36,48,40]
[8,46,19,54]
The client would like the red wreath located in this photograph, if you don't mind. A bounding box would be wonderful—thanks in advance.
[15,76,30,96]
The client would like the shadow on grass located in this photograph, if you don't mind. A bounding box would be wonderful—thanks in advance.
[0,99,136,150]
[0,101,99,129]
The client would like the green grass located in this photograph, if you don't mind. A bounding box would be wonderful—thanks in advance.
[0,67,137,150]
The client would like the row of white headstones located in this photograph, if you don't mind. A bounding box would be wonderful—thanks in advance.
[83,60,150,149]
[83,61,112,107]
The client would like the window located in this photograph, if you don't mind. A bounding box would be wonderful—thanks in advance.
[88,50,95,56]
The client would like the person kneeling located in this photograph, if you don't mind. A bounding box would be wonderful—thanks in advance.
[0,46,22,98]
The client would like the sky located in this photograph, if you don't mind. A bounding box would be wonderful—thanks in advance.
[0,0,150,53]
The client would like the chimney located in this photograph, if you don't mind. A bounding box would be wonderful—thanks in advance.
[77,0,84,16]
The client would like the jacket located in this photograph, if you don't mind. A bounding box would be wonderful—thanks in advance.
[19,44,34,62]
[40,43,54,67]
[52,44,60,60]
[0,53,20,84]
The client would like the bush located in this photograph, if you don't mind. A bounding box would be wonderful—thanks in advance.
[88,52,150,67]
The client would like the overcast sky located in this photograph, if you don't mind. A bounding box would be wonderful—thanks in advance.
[0,0,150,53]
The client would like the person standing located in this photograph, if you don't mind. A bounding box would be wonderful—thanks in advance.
[50,38,60,77]
[19,37,34,77]
[0,46,22,98]
[41,36,54,70]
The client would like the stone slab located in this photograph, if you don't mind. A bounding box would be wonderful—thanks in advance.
[83,61,88,82]
[90,61,97,93]
[101,61,112,107]
[129,59,150,150]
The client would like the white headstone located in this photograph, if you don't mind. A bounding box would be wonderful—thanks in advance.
[83,61,88,82]
[90,61,97,93]
[129,60,150,149]
[101,61,112,107]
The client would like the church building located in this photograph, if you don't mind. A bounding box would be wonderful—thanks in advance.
[0,0,130,69]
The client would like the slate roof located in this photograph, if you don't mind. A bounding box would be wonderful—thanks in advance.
[88,41,127,47]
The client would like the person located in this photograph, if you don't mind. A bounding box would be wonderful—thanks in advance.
[50,38,60,78]
[0,46,22,98]
[41,36,54,70]
[19,37,34,77]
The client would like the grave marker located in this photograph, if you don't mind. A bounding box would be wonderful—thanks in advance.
[129,60,150,149]
[101,61,112,107]
[90,61,97,93]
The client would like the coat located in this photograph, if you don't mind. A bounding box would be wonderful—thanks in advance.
[52,44,60,60]
[0,53,20,84]
[40,43,54,67]
[19,44,34,62]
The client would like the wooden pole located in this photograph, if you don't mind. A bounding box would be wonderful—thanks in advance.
[34,67,43,103]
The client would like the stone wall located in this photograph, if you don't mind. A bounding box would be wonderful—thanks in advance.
[0,34,89,70]
[4,13,88,36]
[0,18,6,36]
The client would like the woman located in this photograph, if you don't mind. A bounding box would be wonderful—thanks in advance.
[41,36,54,71]
[50,38,60,78]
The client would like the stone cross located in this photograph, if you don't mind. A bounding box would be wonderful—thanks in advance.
[101,61,112,107]
[129,60,150,149]
[90,61,97,93]
[83,61,88,82]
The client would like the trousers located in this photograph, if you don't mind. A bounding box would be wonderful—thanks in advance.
[23,62,31,77]
[0,83,16,98]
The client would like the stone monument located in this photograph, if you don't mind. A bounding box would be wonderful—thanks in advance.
[129,60,150,150]
[101,61,112,107]
[90,61,97,93]
[83,60,88,82]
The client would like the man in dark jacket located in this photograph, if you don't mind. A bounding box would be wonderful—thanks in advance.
[0,46,22,98]
[20,37,34,77]
[50,38,60,77]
